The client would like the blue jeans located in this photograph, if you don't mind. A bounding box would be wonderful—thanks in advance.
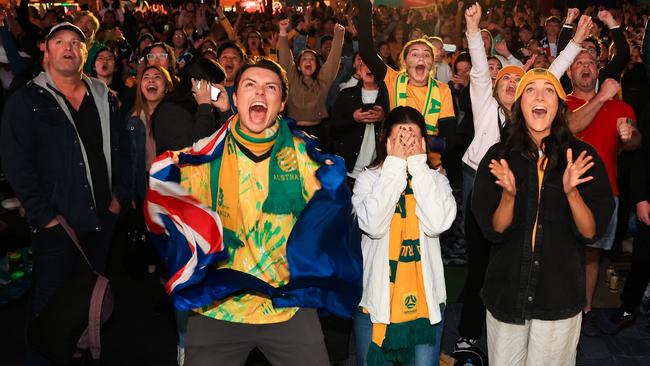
[354,310,444,366]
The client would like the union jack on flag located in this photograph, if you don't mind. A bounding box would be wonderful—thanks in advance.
[144,120,232,297]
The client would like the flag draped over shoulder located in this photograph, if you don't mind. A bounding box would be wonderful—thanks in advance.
[143,118,363,318]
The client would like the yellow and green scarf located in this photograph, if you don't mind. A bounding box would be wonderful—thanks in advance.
[394,72,442,135]
[209,116,306,248]
[367,179,437,366]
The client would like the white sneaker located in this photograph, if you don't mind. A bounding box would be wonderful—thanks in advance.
[454,337,477,351]
[177,345,185,366]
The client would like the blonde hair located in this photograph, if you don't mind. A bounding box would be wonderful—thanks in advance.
[399,38,437,78]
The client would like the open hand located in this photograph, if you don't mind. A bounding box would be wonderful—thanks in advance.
[387,126,415,160]
[489,159,516,197]
[563,148,594,195]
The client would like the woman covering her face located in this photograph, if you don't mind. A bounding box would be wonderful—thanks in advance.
[352,106,457,366]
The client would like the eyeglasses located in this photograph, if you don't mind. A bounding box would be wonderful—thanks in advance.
[97,56,115,62]
[146,53,169,61]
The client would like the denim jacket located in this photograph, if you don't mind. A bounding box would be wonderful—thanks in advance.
[125,113,148,204]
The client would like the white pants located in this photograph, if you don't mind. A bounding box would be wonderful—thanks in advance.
[486,310,582,366]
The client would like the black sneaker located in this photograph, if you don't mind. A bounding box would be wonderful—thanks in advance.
[581,311,601,337]
[454,337,478,351]
[604,308,636,335]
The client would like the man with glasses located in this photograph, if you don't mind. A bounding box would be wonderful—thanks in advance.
[1,23,126,364]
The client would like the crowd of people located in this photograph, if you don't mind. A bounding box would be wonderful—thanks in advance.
[0,0,649,365]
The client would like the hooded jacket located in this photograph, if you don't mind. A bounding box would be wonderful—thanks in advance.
[0,71,127,231]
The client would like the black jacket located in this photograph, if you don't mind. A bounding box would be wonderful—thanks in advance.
[329,83,389,173]
[631,103,650,206]
[0,74,128,232]
[152,102,219,155]
[472,140,614,324]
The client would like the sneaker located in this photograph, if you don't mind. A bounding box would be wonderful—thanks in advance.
[604,308,636,335]
[454,337,478,351]
[581,311,601,337]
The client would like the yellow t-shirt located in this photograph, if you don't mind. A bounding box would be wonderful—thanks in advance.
[384,67,456,167]
[180,137,321,324]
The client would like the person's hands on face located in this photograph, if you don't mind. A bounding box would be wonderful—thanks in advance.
[387,125,414,160]
[563,148,594,195]
[192,78,212,105]
[408,135,426,156]
[489,158,516,197]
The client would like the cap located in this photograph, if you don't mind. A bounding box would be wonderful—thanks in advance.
[515,68,567,101]
[137,33,155,45]
[495,65,525,85]
[47,22,86,43]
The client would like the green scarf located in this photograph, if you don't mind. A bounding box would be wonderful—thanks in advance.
[210,116,306,249]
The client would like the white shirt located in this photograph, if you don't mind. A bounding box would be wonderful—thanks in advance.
[349,89,379,179]
[352,155,457,325]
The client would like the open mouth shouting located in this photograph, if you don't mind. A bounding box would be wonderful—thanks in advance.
[249,100,269,126]
[532,106,547,119]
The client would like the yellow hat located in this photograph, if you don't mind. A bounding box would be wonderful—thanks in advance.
[515,68,567,101]
[495,65,525,86]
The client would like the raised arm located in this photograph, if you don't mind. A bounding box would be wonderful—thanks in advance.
[277,19,298,81]
[598,10,630,82]
[549,14,593,79]
[318,23,345,84]
[466,3,495,126]
[355,0,388,81]
[216,7,235,41]
[557,8,580,54]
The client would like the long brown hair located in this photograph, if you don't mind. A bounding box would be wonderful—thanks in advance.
[133,65,173,128]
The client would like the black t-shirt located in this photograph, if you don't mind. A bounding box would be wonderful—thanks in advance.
[65,90,111,216]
